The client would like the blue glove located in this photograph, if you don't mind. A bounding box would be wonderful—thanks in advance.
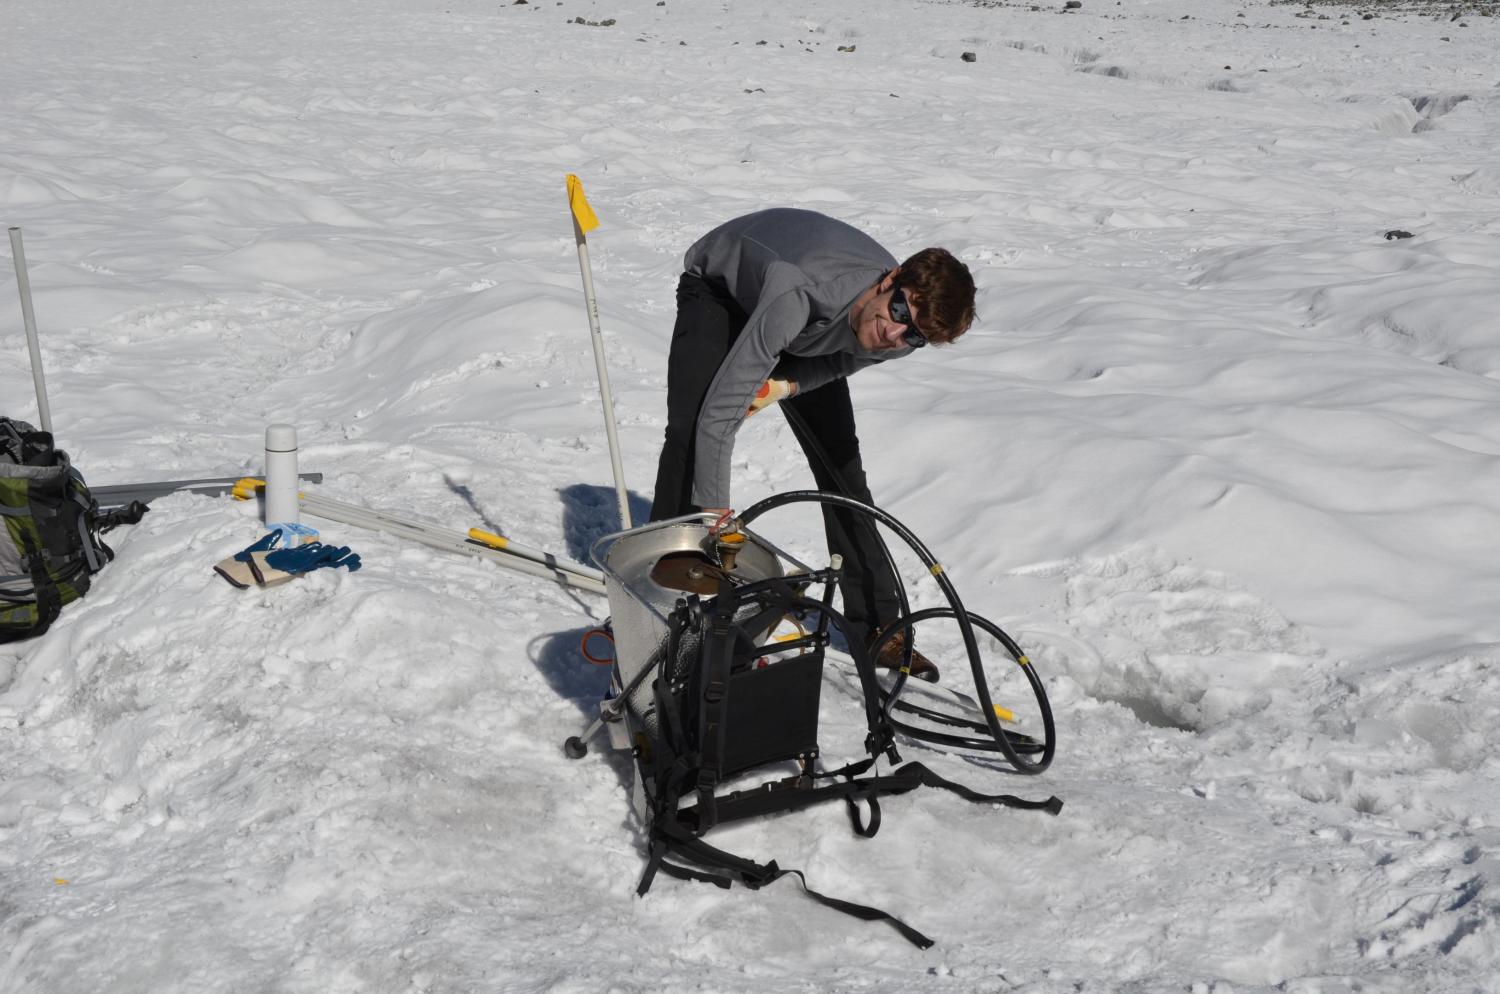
[233,530,282,562]
[263,542,362,575]
[219,533,360,589]
[216,530,286,589]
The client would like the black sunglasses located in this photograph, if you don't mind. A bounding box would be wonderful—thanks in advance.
[888,284,928,349]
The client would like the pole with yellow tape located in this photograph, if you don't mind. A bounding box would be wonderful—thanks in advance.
[567,174,632,530]
[231,478,606,595]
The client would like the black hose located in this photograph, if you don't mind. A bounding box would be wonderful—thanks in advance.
[870,609,1054,773]
[737,491,1052,775]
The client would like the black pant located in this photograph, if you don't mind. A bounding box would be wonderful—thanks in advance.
[649,273,900,643]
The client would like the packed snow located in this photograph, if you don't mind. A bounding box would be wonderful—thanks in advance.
[3,0,1499,990]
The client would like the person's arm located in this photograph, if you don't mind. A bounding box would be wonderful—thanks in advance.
[773,352,882,394]
[689,274,811,508]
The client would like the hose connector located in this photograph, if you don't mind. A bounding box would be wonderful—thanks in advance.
[715,529,746,572]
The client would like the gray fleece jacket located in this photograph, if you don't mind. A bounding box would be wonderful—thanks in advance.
[682,208,911,508]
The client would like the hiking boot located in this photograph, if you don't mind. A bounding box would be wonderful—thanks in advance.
[868,629,940,683]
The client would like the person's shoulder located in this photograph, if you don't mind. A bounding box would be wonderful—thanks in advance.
[700,209,872,247]
[756,206,833,222]
[719,207,843,230]
[759,207,850,230]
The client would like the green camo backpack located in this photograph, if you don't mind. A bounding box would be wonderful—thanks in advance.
[1,418,141,643]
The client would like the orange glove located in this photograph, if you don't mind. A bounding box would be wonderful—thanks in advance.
[746,378,795,418]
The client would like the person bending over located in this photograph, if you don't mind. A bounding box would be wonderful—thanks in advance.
[649,207,976,682]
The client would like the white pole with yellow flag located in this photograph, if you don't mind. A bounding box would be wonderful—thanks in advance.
[566,174,632,530]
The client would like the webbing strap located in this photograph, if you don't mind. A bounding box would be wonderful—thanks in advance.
[815,756,877,781]
[656,615,690,750]
[0,420,24,463]
[845,793,882,837]
[6,531,61,638]
[75,507,104,573]
[678,759,1062,832]
[771,866,933,949]
[840,762,1062,835]
[862,762,1065,814]
[640,764,1058,950]
[693,597,740,832]
[641,824,935,949]
[680,775,868,826]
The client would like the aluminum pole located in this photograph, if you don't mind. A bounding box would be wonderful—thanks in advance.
[568,195,632,531]
[9,227,52,433]
[228,478,606,595]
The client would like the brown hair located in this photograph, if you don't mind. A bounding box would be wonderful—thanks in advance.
[898,247,976,344]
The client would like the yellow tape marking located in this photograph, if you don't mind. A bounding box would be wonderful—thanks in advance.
[929,563,945,577]
[232,478,310,502]
[468,528,510,550]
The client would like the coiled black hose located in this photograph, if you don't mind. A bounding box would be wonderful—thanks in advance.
[736,491,1054,775]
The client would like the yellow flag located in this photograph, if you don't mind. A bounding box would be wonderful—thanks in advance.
[566,174,599,235]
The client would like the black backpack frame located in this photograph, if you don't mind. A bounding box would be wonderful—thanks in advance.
[632,564,1062,949]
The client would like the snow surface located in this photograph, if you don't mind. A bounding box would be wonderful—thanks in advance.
[3,0,1499,990]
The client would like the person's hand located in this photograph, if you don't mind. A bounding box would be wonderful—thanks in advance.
[746,378,795,418]
[702,508,735,536]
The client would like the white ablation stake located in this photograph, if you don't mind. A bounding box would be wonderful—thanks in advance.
[566,174,632,530]
[264,424,300,525]
[9,227,53,434]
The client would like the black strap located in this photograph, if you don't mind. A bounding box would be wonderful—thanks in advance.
[651,855,733,891]
[681,775,865,826]
[97,499,149,533]
[865,761,1064,814]
[693,594,742,832]
[815,755,877,781]
[0,419,25,463]
[18,531,62,638]
[845,793,882,837]
[639,762,1059,950]
[643,822,935,949]
[656,613,690,748]
[772,866,933,949]
[677,758,1062,832]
